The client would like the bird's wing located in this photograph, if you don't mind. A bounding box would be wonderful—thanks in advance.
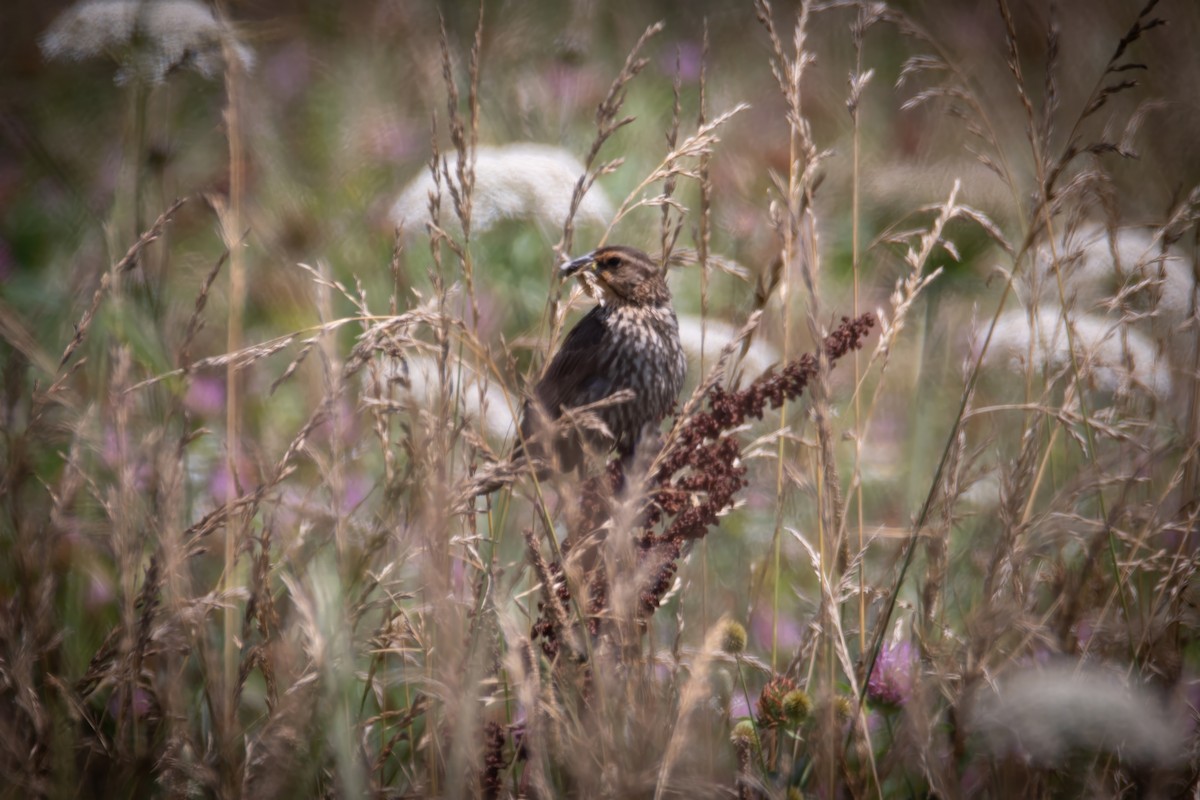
[533,305,611,417]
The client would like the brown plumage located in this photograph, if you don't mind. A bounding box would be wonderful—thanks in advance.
[520,246,687,472]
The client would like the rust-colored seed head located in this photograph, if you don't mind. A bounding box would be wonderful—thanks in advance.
[521,245,686,472]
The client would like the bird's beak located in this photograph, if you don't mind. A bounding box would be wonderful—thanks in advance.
[560,252,596,277]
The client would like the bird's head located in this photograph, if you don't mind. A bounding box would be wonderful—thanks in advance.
[561,246,670,307]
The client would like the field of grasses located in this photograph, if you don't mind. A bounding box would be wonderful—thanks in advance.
[3,0,1200,796]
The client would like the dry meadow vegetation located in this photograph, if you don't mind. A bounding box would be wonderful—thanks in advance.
[2,0,1200,797]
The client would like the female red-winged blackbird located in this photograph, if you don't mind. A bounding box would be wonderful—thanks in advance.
[521,246,686,472]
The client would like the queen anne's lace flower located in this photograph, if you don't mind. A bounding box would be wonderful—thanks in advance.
[1015,224,1197,405]
[369,353,516,441]
[970,663,1187,766]
[1024,225,1193,337]
[984,308,1172,400]
[391,143,612,235]
[41,0,253,84]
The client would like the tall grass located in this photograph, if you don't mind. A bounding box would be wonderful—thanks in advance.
[2,0,1199,797]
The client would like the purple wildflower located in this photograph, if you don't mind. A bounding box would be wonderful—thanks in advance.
[750,605,802,654]
[868,640,916,706]
[659,41,703,81]
[184,376,225,417]
[85,571,115,612]
[108,686,153,719]
[208,458,257,504]
[730,692,752,720]
[263,39,310,102]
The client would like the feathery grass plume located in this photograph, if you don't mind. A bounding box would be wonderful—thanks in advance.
[968,662,1188,767]
[600,104,748,242]
[553,20,662,262]
[654,620,742,799]
[55,197,186,371]
[983,308,1172,400]
[390,143,614,236]
[40,0,254,84]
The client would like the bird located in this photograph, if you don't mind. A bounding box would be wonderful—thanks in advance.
[519,245,687,473]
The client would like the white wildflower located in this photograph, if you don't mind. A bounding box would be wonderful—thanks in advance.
[984,308,1172,400]
[674,315,780,380]
[960,472,1002,510]
[1024,223,1194,339]
[368,354,516,440]
[41,0,254,84]
[969,662,1187,766]
[390,143,613,236]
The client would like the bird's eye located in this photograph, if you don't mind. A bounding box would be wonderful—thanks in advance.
[601,256,621,271]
